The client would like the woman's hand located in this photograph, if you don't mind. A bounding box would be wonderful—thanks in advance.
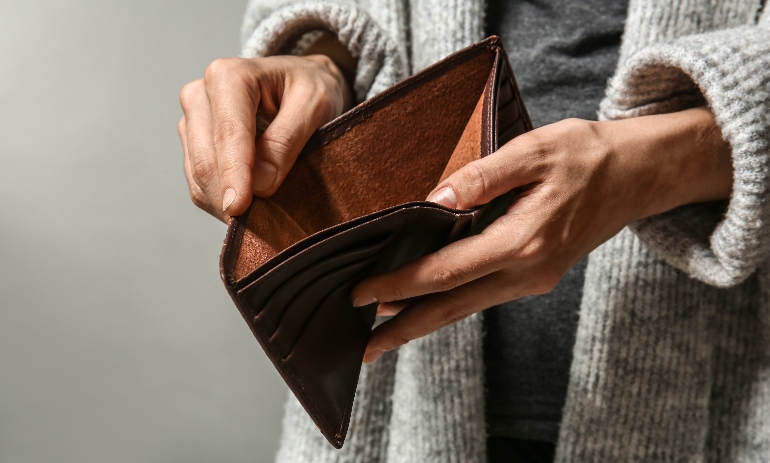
[351,107,733,363]
[178,53,353,221]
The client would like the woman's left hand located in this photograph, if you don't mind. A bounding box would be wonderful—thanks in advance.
[350,107,733,363]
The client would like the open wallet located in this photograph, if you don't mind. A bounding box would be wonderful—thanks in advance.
[219,36,532,449]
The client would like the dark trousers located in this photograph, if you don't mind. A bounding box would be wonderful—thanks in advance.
[487,437,556,463]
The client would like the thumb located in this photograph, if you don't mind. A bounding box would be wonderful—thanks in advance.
[426,148,531,209]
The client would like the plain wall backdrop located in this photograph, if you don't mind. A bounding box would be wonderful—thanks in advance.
[0,1,286,461]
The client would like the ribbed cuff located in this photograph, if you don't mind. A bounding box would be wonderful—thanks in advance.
[599,24,770,287]
[240,1,407,102]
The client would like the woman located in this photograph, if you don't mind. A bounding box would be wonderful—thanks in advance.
[177,0,770,461]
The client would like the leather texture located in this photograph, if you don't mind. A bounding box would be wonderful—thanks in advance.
[219,36,532,449]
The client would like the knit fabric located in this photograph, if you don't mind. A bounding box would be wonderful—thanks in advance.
[237,0,770,461]
[240,0,408,102]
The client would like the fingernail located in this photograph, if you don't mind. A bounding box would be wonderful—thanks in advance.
[222,188,237,212]
[427,186,457,208]
[253,160,278,193]
[352,295,377,308]
[364,349,384,364]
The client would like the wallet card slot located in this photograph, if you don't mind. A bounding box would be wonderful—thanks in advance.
[498,117,525,146]
[256,237,392,335]
[282,279,371,434]
[270,257,378,359]
[499,118,529,147]
[497,77,514,107]
[497,95,521,121]
[232,209,408,291]
[495,66,523,145]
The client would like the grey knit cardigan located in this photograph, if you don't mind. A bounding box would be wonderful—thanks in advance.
[239,0,770,461]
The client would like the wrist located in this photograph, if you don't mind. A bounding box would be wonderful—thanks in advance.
[598,107,733,222]
[302,32,356,111]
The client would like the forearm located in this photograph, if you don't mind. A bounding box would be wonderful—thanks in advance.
[596,22,770,287]
[597,107,733,222]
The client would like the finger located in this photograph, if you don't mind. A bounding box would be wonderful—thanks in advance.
[363,270,520,363]
[376,299,412,316]
[179,116,194,195]
[204,58,260,216]
[178,116,187,152]
[181,79,225,220]
[253,75,338,197]
[181,116,219,219]
[351,230,511,306]
[182,130,218,219]
[377,301,407,317]
[425,135,542,209]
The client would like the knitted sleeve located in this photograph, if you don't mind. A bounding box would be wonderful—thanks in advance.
[239,0,407,103]
[598,16,770,288]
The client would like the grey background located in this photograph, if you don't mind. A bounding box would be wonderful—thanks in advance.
[0,1,286,462]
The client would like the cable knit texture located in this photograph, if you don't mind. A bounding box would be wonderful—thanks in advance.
[238,0,770,461]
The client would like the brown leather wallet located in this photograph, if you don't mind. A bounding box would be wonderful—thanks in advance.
[219,36,531,449]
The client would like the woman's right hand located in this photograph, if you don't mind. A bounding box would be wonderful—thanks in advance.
[178,53,353,221]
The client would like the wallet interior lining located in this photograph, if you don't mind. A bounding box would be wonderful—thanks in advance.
[232,51,496,281]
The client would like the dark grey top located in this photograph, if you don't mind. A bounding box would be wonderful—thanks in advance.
[483,0,628,443]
